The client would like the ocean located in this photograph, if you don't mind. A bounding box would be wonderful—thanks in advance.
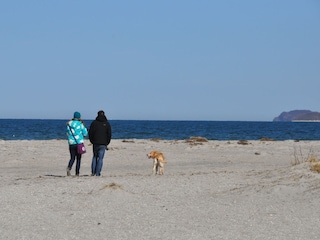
[0,119,320,141]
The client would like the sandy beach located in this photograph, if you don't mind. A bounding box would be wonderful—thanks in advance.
[1,139,320,239]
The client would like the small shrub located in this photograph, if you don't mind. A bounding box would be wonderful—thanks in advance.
[122,140,135,143]
[311,163,320,173]
[237,140,249,145]
[308,155,319,163]
[149,138,162,142]
[259,138,274,141]
[185,136,208,146]
[189,136,208,142]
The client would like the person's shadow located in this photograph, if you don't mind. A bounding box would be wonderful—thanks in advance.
[43,174,91,177]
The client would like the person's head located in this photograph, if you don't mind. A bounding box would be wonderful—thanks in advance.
[73,111,81,119]
[98,110,105,116]
[96,110,107,121]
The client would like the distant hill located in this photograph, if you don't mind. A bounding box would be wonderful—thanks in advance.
[273,110,320,122]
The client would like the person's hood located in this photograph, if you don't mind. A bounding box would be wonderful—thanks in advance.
[96,114,107,122]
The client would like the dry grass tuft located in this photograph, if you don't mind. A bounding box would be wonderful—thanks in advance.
[185,136,208,146]
[291,147,314,166]
[307,155,320,173]
[122,140,135,143]
[259,138,274,141]
[189,136,208,142]
[237,140,250,145]
[308,155,319,163]
[100,182,123,190]
[310,163,320,173]
[149,138,162,142]
[291,147,320,174]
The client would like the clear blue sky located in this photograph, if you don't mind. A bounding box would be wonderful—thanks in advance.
[1,0,319,121]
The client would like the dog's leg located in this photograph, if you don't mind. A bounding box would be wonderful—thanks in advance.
[159,162,164,175]
[155,160,159,174]
[153,159,157,175]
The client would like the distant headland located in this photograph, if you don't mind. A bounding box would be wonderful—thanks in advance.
[273,110,320,122]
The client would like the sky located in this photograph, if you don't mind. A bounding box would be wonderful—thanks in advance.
[1,0,319,121]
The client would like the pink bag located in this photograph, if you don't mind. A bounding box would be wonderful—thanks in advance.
[77,143,86,154]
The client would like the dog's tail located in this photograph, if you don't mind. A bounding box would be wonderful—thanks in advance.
[159,158,167,164]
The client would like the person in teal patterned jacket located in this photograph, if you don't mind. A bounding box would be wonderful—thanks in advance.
[66,111,88,176]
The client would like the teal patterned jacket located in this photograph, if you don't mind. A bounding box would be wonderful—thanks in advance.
[66,119,88,145]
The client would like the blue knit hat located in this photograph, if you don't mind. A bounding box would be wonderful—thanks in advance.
[73,111,81,119]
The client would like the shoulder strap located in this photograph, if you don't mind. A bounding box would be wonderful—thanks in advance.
[68,124,78,144]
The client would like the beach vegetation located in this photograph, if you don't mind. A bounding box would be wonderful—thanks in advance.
[291,146,314,166]
[308,156,320,173]
[149,138,162,142]
[237,140,250,145]
[100,182,123,190]
[185,136,208,146]
[292,146,320,173]
[310,162,320,173]
[122,139,135,143]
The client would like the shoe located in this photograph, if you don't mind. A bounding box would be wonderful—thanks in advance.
[66,168,71,176]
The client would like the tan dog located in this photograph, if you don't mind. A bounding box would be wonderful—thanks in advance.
[147,150,167,175]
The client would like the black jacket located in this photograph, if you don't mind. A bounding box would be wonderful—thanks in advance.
[89,115,112,145]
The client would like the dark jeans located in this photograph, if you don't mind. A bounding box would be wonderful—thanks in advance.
[68,144,82,175]
[91,144,106,176]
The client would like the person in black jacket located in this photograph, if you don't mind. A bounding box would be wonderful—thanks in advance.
[89,110,112,176]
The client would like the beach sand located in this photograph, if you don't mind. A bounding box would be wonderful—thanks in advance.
[1,139,320,239]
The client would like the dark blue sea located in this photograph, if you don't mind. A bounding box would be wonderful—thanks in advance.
[0,119,320,141]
